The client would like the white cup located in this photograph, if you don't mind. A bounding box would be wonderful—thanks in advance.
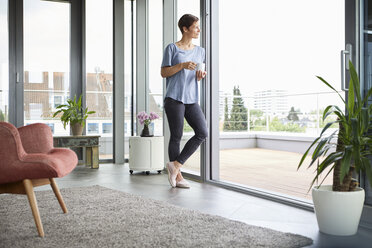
[196,63,205,71]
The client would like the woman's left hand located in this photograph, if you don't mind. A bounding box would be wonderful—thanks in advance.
[196,70,207,81]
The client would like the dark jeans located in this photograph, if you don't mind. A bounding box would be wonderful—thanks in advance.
[164,97,208,165]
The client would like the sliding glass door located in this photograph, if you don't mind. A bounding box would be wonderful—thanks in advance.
[213,0,349,202]
[176,0,202,176]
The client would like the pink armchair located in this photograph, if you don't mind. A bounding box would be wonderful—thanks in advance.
[0,122,77,237]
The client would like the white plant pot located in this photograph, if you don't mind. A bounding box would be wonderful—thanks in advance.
[312,185,365,236]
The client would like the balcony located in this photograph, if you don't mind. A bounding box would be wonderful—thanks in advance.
[182,132,334,202]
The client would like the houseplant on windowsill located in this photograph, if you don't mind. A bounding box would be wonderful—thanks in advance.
[52,95,96,136]
[137,111,159,137]
[298,61,372,236]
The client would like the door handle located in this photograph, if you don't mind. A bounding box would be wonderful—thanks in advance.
[341,44,352,91]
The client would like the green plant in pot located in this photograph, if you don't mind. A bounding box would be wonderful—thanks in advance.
[298,61,372,236]
[52,95,96,136]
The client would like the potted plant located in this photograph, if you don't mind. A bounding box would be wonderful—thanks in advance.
[298,61,372,236]
[52,95,95,136]
[137,111,159,137]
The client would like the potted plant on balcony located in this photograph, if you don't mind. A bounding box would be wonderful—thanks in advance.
[298,61,372,236]
[52,95,95,136]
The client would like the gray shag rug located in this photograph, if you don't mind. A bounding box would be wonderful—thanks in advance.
[0,186,312,248]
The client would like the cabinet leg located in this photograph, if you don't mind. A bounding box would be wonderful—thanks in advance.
[86,147,92,167]
[92,146,99,169]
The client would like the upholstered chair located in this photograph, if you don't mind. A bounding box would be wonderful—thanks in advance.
[0,122,77,237]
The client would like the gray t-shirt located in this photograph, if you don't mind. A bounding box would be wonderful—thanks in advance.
[161,43,205,104]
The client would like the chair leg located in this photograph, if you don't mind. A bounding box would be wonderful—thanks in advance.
[23,179,44,237]
[49,178,68,213]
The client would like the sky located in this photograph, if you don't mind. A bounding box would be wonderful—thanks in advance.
[218,0,345,95]
[0,0,346,113]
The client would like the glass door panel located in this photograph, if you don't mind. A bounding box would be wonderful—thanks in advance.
[217,0,345,201]
[86,0,113,160]
[24,0,70,134]
[176,0,201,176]
[149,0,163,137]
[0,0,8,122]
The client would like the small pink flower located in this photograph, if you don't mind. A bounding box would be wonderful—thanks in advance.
[137,111,149,125]
[137,111,159,126]
[149,112,159,121]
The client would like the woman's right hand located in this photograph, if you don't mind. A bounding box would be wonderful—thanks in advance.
[182,61,197,70]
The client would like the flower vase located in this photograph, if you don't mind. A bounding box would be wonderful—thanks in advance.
[140,125,153,137]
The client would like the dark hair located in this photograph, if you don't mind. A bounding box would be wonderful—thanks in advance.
[178,14,199,34]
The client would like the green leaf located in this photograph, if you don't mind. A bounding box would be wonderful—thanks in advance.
[311,138,328,161]
[77,95,82,108]
[309,162,336,192]
[362,86,372,107]
[56,104,68,109]
[52,110,62,117]
[348,78,355,116]
[298,137,321,170]
[351,118,359,143]
[322,105,333,120]
[363,157,372,187]
[309,137,335,168]
[320,152,343,169]
[361,108,369,133]
[349,61,362,105]
[317,163,337,189]
[323,105,345,121]
[320,121,339,137]
[340,146,353,183]
[316,76,345,104]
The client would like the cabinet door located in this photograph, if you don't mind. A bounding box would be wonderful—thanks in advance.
[151,139,164,169]
[130,139,151,169]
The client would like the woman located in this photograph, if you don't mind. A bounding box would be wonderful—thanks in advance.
[161,14,208,189]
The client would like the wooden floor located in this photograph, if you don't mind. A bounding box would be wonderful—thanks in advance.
[182,148,332,201]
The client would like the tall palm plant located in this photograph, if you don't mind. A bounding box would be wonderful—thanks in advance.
[298,61,372,191]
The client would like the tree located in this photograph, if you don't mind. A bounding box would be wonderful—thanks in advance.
[0,110,5,122]
[223,86,248,131]
[249,109,264,130]
[287,106,299,121]
[223,97,230,131]
[269,117,305,133]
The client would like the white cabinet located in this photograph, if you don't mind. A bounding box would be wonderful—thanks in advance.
[129,136,164,174]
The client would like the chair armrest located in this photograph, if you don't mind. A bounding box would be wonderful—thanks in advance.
[18,123,54,154]
[0,122,27,177]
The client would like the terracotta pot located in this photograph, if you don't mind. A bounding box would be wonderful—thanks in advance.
[71,123,83,136]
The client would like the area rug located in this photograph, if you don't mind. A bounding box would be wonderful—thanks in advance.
[0,186,313,248]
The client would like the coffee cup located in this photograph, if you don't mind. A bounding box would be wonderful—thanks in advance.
[196,63,205,71]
